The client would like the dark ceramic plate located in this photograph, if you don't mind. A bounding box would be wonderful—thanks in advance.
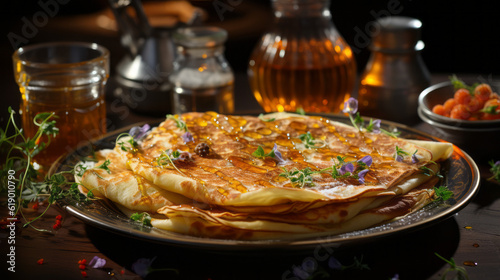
[56,115,480,250]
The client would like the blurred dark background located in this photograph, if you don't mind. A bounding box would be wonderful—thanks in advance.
[1,0,499,126]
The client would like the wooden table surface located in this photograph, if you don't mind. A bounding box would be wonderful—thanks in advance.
[2,74,500,280]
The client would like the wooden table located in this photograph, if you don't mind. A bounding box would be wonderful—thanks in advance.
[2,74,500,280]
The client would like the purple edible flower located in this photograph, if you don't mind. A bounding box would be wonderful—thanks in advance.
[372,119,381,134]
[328,256,342,270]
[338,162,355,175]
[358,155,373,167]
[342,97,358,115]
[131,257,155,278]
[395,154,404,162]
[292,266,310,280]
[181,131,194,143]
[301,258,317,273]
[272,143,284,162]
[358,169,369,184]
[129,124,150,141]
[88,256,106,269]
[411,151,420,164]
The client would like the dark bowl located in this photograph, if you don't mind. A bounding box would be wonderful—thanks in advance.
[418,81,500,160]
[418,81,500,128]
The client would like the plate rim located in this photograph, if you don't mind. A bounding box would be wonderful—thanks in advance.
[58,114,481,250]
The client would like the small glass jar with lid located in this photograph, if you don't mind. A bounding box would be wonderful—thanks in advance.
[170,26,234,114]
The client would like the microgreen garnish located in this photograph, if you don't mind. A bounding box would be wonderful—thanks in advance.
[435,253,469,280]
[258,113,276,122]
[279,167,315,188]
[0,107,95,232]
[296,107,306,115]
[320,155,373,184]
[130,212,152,227]
[96,159,112,174]
[342,97,400,138]
[298,132,325,149]
[280,155,373,187]
[450,74,478,95]
[480,105,499,115]
[252,144,283,162]
[117,134,139,153]
[394,146,409,162]
[419,162,443,178]
[365,119,381,134]
[487,160,500,182]
[116,124,152,153]
[156,149,190,175]
[166,114,188,132]
[75,163,89,177]
[434,186,454,201]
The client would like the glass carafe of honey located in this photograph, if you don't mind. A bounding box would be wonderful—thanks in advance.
[248,0,357,114]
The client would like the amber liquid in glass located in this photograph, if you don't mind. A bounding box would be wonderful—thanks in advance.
[249,36,356,113]
[20,73,106,168]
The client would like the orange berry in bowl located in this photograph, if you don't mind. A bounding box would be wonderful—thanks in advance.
[432,104,446,116]
[467,97,484,113]
[443,98,456,114]
[454,88,471,105]
[450,104,471,120]
[474,83,493,103]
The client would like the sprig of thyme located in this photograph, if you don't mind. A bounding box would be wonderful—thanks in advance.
[166,114,188,132]
[116,133,139,153]
[299,132,325,149]
[130,212,152,227]
[450,74,478,95]
[279,167,315,188]
[0,108,93,232]
[435,253,469,280]
[487,160,500,182]
[258,114,276,122]
[342,98,400,138]
[434,186,454,201]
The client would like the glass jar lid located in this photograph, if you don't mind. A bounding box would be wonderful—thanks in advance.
[173,26,228,48]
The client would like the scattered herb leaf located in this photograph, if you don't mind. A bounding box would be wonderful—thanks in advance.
[435,253,469,280]
[434,186,454,201]
[130,212,152,227]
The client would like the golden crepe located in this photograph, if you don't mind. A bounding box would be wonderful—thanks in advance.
[77,112,452,240]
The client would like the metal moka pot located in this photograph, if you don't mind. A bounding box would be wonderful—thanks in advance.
[108,0,201,116]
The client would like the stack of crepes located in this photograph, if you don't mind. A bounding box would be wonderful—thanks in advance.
[77,112,453,240]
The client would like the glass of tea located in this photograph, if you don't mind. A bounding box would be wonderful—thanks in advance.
[12,42,109,170]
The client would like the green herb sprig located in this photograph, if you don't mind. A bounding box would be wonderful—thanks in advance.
[166,114,188,132]
[433,186,454,201]
[116,134,139,153]
[0,107,94,232]
[279,167,315,188]
[487,160,500,182]
[450,74,478,95]
[258,114,276,122]
[130,212,152,227]
[435,253,469,280]
[252,146,276,159]
[299,132,325,149]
